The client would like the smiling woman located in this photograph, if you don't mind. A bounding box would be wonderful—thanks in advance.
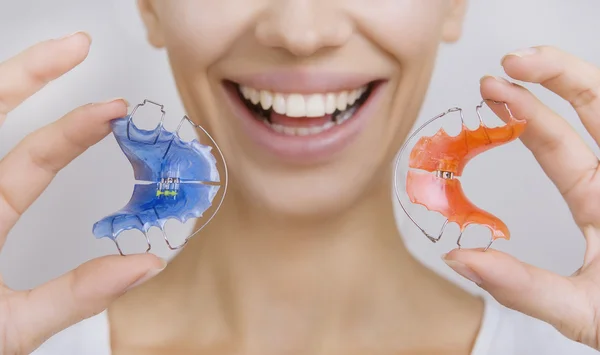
[2,1,600,355]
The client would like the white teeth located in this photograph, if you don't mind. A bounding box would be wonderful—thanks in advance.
[286,94,306,117]
[325,93,337,114]
[272,93,286,114]
[306,94,326,117]
[348,90,358,106]
[238,85,368,118]
[240,86,250,98]
[271,124,284,133]
[308,125,322,135]
[260,90,272,110]
[335,104,357,125]
[336,91,348,111]
[249,88,260,105]
[296,127,310,136]
[282,125,297,135]
[268,120,336,136]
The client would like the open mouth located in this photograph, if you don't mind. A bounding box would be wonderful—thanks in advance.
[222,74,387,162]
[228,81,378,136]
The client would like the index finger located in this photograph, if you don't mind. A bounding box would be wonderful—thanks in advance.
[0,31,91,124]
[501,46,600,146]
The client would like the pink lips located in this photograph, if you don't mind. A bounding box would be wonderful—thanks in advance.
[223,72,386,164]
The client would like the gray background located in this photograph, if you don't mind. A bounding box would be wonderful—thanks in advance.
[0,0,598,297]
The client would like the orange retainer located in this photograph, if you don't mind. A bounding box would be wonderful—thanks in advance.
[406,116,526,241]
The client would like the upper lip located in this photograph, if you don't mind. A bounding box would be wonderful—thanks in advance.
[226,70,385,94]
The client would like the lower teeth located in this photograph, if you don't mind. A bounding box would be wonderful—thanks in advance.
[262,105,358,136]
[334,104,358,123]
[264,120,335,136]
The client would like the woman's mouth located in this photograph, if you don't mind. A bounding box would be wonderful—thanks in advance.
[237,83,373,135]
[223,74,385,163]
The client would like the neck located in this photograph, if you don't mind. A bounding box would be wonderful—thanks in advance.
[133,174,482,352]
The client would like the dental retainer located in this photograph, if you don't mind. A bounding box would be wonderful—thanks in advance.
[93,99,228,255]
[394,99,526,250]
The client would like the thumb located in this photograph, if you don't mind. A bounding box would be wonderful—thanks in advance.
[442,249,590,336]
[13,253,166,353]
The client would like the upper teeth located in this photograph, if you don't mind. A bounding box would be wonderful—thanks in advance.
[239,86,368,118]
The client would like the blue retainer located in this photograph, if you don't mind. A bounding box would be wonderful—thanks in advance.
[92,116,220,244]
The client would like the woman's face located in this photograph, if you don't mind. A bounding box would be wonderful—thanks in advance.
[138,0,466,218]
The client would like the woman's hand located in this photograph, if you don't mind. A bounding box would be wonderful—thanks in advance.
[444,46,600,349]
[0,33,165,355]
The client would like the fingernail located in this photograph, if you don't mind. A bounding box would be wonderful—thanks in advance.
[507,47,538,57]
[480,75,511,85]
[58,31,92,43]
[442,257,482,285]
[502,47,537,64]
[102,97,130,107]
[126,259,167,291]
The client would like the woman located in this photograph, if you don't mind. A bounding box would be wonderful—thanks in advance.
[2,1,600,354]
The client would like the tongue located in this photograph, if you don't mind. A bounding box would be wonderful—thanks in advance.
[270,112,333,127]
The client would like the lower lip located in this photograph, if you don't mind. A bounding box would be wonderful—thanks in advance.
[223,82,386,164]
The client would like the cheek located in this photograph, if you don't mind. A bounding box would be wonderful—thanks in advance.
[351,0,447,59]
[158,1,263,66]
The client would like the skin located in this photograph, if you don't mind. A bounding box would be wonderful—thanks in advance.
[2,1,600,354]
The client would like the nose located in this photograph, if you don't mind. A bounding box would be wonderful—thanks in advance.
[255,0,353,57]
